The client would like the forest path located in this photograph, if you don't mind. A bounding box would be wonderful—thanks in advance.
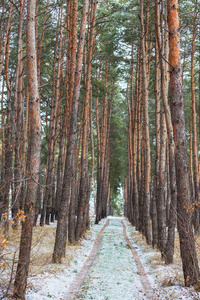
[26,217,200,300]
[69,217,152,300]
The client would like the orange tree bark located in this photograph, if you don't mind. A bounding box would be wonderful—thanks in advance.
[0,79,5,194]
[199,46,200,189]
[139,105,145,234]
[191,4,199,232]
[129,44,134,225]
[140,0,151,245]
[65,0,72,136]
[65,0,77,136]
[0,2,5,189]
[37,0,50,87]
[0,1,11,82]
[156,0,177,264]
[52,0,89,263]
[14,0,41,297]
[44,9,63,225]
[167,0,199,286]
[75,0,97,241]
[40,23,59,225]
[12,0,25,224]
[199,43,200,145]
[95,60,109,223]
[0,3,13,230]
[58,1,78,244]
[55,109,65,221]
[102,94,112,218]
[0,1,5,81]
[132,49,140,229]
[126,78,133,224]
[90,87,96,214]
[157,104,167,254]
[152,36,159,248]
[95,65,101,222]
[99,63,109,220]
[136,52,142,226]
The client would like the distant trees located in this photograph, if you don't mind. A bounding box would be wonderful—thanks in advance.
[125,0,200,286]
[95,61,111,224]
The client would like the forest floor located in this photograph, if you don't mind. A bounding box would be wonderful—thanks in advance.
[1,216,200,299]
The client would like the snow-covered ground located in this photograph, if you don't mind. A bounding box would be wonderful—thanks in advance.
[77,217,147,299]
[27,216,200,299]
[26,218,107,300]
[125,220,200,300]
[1,216,200,299]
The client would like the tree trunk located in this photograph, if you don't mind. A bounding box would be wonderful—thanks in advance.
[0,3,14,232]
[191,4,199,232]
[40,24,59,226]
[90,87,96,214]
[52,0,89,263]
[37,0,50,87]
[14,0,41,297]
[132,48,140,229]
[167,0,200,286]
[96,61,109,223]
[55,112,65,220]
[140,0,151,244]
[95,67,102,223]
[75,0,97,241]
[127,78,133,224]
[156,0,177,263]
[157,105,167,254]
[12,0,25,226]
[152,36,160,248]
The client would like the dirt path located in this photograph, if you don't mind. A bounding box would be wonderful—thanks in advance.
[121,220,152,299]
[66,219,110,300]
[26,217,200,300]
[67,217,152,300]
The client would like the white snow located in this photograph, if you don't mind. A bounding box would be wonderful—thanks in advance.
[26,218,108,300]
[1,216,200,299]
[77,217,147,299]
[124,220,200,300]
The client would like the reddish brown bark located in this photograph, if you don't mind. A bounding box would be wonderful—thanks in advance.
[0,3,13,229]
[191,4,199,232]
[96,60,109,224]
[12,0,26,224]
[132,48,140,229]
[167,0,199,285]
[75,0,97,241]
[14,0,41,297]
[90,88,96,213]
[157,104,167,254]
[126,78,133,224]
[45,8,63,225]
[156,0,177,263]
[40,23,59,226]
[52,0,89,263]
[152,36,160,248]
[37,0,50,86]
[140,0,151,244]
[95,66,101,222]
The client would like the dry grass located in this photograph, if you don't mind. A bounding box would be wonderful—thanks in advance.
[130,229,184,286]
[2,218,200,296]
[130,226,200,290]
[0,221,89,297]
